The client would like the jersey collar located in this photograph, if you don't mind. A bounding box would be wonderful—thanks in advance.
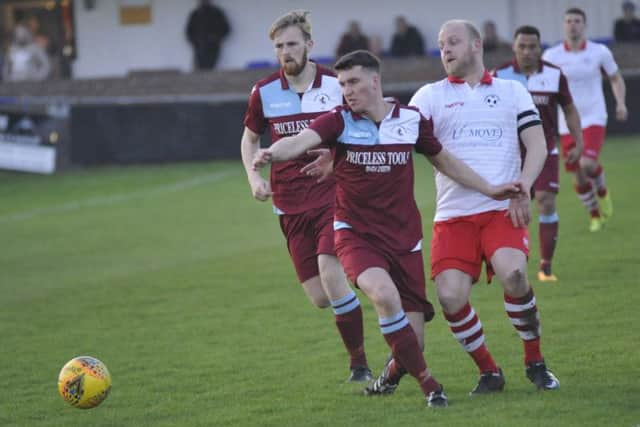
[563,39,587,51]
[388,98,401,118]
[447,70,493,85]
[279,61,322,90]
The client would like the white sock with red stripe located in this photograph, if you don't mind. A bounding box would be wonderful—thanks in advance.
[575,182,600,218]
[587,164,607,197]
[444,303,498,373]
[504,289,543,365]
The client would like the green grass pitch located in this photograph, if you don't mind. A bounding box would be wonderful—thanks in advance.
[1,136,638,426]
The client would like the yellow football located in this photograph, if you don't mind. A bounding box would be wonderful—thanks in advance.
[57,356,112,409]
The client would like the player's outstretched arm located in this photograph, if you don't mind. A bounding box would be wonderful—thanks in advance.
[561,103,584,164]
[241,126,272,201]
[300,149,333,183]
[253,128,323,170]
[428,149,523,200]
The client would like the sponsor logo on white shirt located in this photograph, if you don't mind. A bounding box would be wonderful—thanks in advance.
[452,124,503,141]
[445,101,465,108]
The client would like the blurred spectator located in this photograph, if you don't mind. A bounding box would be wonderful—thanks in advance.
[26,15,50,52]
[26,15,61,79]
[390,16,425,57]
[335,21,370,57]
[482,20,511,52]
[614,1,640,42]
[368,35,384,57]
[186,0,231,70]
[2,24,50,82]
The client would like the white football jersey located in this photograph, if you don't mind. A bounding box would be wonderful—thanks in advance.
[410,73,540,221]
[542,41,618,133]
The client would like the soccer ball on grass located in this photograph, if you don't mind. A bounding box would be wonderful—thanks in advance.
[57,356,112,409]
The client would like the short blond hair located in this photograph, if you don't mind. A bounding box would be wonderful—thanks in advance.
[269,10,312,41]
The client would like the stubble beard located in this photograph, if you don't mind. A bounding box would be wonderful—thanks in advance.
[448,52,474,78]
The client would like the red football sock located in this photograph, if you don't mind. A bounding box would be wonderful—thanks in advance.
[539,220,558,270]
[335,306,367,368]
[386,357,407,383]
[383,323,440,396]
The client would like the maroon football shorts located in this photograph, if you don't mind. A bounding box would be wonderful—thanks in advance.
[279,204,336,283]
[334,228,434,320]
[431,210,530,284]
[533,153,559,194]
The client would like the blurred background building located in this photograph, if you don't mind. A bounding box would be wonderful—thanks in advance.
[0,0,637,173]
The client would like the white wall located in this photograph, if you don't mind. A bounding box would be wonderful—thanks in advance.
[73,0,195,78]
[513,0,623,44]
[72,0,626,79]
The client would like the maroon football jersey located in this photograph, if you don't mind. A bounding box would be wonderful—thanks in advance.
[309,102,442,252]
[494,60,573,151]
[244,64,343,214]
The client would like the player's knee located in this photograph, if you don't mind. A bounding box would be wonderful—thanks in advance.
[319,271,347,295]
[503,268,528,294]
[359,280,392,307]
[308,293,331,309]
[579,158,597,174]
[303,280,331,308]
[363,284,386,306]
[507,267,525,282]
[436,285,466,314]
[540,201,556,216]
[318,257,349,291]
[537,194,556,215]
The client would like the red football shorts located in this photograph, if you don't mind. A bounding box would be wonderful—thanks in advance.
[279,204,336,283]
[532,153,559,194]
[334,228,434,320]
[560,125,606,172]
[431,210,530,283]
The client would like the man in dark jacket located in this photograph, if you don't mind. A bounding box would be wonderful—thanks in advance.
[186,0,230,70]
[390,16,425,57]
[335,21,370,57]
[614,1,640,42]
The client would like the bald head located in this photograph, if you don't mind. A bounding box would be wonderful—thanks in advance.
[440,20,482,45]
[438,19,484,79]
